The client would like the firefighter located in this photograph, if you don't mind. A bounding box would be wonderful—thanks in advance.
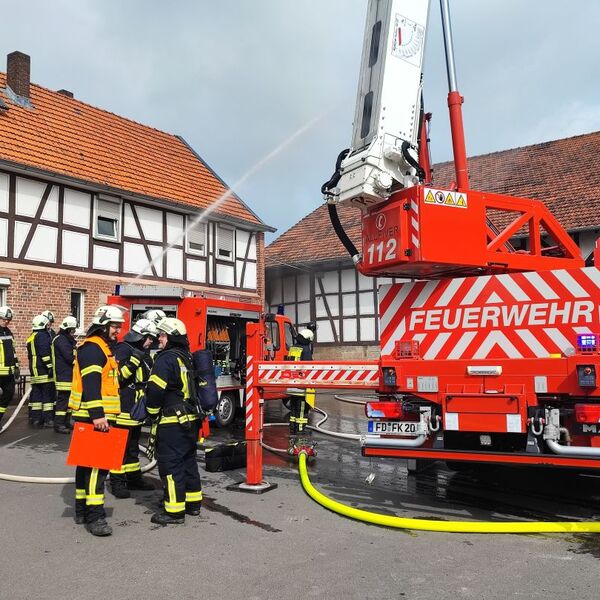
[146,317,203,525]
[51,316,77,434]
[0,306,19,428]
[287,327,316,455]
[27,314,55,428]
[41,310,57,339]
[142,308,166,324]
[68,305,124,537]
[109,318,157,498]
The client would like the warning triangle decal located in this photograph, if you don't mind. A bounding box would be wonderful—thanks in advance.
[456,195,467,207]
[425,190,435,204]
[445,193,455,205]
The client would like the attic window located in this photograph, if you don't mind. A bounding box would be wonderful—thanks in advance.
[94,196,121,242]
[187,219,207,256]
[217,224,234,261]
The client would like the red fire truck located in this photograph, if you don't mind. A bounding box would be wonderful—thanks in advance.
[240,0,600,487]
[109,284,295,427]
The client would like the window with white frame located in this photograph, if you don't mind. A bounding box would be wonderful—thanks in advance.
[0,286,6,307]
[94,195,122,242]
[187,219,207,256]
[216,224,234,261]
[70,290,85,332]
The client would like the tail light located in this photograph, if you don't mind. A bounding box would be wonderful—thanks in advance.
[365,401,405,419]
[575,403,600,423]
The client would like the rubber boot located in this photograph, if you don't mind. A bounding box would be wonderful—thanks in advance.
[127,472,154,491]
[74,500,86,525]
[185,503,201,516]
[54,415,70,434]
[88,518,112,536]
[110,476,131,499]
[151,511,185,525]
[43,418,55,429]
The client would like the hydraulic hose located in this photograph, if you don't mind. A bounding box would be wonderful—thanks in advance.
[0,389,157,483]
[297,452,600,533]
[327,202,360,264]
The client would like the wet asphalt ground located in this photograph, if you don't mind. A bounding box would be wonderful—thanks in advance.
[1,392,600,600]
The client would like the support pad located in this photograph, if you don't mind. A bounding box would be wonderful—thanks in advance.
[226,481,278,494]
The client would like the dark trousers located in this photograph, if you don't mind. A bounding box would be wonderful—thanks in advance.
[110,423,143,482]
[29,382,54,423]
[75,465,108,523]
[289,395,310,435]
[55,390,70,425]
[0,374,15,420]
[156,422,202,516]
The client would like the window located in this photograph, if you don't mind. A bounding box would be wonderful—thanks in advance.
[0,277,9,306]
[217,224,234,261]
[284,322,296,351]
[187,219,207,256]
[70,290,85,331]
[94,196,121,242]
[266,320,280,352]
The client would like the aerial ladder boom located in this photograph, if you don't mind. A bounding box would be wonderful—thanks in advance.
[330,0,431,207]
[324,0,582,279]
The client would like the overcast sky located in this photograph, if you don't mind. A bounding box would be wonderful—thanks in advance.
[2,1,600,242]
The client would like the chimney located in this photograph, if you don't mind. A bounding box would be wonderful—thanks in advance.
[7,51,30,99]
[57,89,74,98]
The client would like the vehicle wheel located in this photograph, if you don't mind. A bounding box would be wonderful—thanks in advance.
[215,393,237,428]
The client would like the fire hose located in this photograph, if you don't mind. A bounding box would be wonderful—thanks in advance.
[296,452,600,533]
[0,388,157,484]
[264,396,600,534]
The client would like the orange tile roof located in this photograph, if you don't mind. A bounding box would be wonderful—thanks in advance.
[267,131,600,267]
[0,72,265,227]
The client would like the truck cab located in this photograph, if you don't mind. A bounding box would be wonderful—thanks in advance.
[108,284,295,427]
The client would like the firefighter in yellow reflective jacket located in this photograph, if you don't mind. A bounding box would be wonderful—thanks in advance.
[0,306,19,428]
[287,327,316,456]
[109,318,157,498]
[27,314,54,428]
[146,317,203,525]
[68,305,124,537]
[51,316,77,434]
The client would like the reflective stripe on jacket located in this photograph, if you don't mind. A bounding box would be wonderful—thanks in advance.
[69,336,120,417]
[51,331,76,391]
[27,330,53,384]
[0,327,18,376]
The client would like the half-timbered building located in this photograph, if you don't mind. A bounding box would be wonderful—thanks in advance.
[266,130,600,359]
[0,51,273,347]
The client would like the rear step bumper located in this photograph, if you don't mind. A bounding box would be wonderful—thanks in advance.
[362,446,600,469]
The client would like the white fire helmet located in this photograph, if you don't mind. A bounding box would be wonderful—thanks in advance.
[156,317,187,337]
[41,310,55,323]
[91,305,126,326]
[133,318,158,338]
[143,309,167,325]
[32,314,50,331]
[298,328,314,342]
[60,316,78,331]
[0,306,13,320]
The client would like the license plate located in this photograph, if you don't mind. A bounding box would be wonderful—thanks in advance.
[368,420,420,435]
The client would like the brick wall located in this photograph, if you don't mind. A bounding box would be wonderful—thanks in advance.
[0,265,113,360]
[0,259,268,362]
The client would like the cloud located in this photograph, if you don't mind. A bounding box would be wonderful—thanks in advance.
[1,0,599,243]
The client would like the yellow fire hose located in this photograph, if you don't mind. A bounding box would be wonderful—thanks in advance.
[297,452,600,534]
